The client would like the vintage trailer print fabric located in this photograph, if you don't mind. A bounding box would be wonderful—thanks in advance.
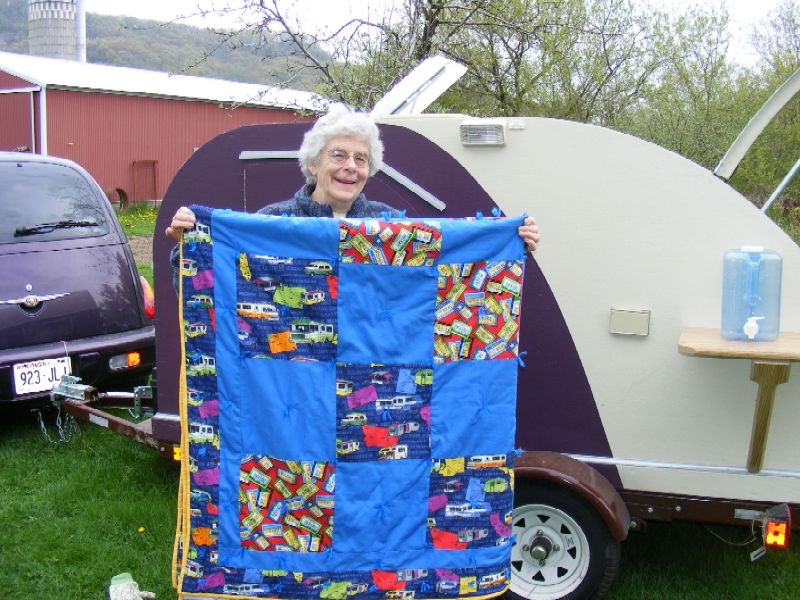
[175,205,527,600]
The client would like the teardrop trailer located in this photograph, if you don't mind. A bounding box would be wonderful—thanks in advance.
[53,113,798,598]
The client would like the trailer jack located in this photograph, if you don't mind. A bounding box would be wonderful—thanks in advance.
[48,375,172,458]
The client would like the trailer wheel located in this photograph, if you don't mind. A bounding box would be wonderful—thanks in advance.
[507,481,621,600]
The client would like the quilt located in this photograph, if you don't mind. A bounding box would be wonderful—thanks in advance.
[174,205,527,599]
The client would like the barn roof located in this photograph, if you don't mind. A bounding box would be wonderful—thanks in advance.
[0,50,328,112]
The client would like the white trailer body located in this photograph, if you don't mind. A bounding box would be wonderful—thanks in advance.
[382,114,799,502]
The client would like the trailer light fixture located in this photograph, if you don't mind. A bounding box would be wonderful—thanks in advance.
[766,520,788,548]
[460,118,506,146]
[763,503,790,550]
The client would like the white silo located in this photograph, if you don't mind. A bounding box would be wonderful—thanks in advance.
[28,0,87,62]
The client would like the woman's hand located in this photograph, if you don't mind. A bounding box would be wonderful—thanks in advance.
[165,206,196,242]
[518,216,540,252]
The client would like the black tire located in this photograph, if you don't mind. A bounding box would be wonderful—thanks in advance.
[506,480,621,600]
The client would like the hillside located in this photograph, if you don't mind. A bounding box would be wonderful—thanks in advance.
[0,0,324,89]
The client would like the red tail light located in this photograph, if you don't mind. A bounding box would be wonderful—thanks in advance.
[140,275,155,319]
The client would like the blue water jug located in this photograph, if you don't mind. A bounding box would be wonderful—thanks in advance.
[721,246,782,341]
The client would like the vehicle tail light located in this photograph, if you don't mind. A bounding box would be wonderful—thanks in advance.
[109,351,142,372]
[140,275,155,319]
[763,503,790,550]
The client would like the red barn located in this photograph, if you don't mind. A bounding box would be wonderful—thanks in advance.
[0,50,322,201]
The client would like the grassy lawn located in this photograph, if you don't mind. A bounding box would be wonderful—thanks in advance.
[118,202,157,287]
[612,521,799,598]
[1,408,797,599]
[117,202,160,238]
[0,406,179,599]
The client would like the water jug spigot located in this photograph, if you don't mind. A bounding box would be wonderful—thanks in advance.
[743,316,764,340]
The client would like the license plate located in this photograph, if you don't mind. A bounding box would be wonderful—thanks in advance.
[13,357,72,395]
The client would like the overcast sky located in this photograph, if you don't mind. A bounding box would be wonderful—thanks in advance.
[82,0,782,66]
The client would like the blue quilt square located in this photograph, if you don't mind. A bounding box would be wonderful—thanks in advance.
[336,263,437,364]
[333,460,428,554]
[430,361,516,457]
[439,216,525,264]
[210,208,341,261]
[238,360,337,460]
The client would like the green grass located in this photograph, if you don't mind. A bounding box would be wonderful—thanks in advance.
[138,263,154,288]
[769,204,800,246]
[0,407,179,599]
[116,202,159,238]
[1,411,798,598]
[611,521,800,598]
[116,202,157,288]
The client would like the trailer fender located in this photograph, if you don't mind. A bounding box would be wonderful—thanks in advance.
[515,451,630,541]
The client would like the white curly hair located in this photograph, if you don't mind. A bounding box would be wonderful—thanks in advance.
[298,104,384,184]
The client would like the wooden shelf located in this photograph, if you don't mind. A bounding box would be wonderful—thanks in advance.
[678,327,800,361]
[678,327,799,473]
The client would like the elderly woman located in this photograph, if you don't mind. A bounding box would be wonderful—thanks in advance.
[166,104,539,248]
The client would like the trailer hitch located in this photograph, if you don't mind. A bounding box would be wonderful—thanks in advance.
[46,375,171,457]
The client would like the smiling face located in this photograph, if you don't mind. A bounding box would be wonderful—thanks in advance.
[308,135,371,214]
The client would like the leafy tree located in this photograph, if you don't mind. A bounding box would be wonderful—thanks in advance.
[617,2,746,170]
[223,0,797,238]
[0,0,28,52]
[221,0,674,122]
[732,0,800,228]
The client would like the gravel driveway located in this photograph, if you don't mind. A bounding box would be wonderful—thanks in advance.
[129,236,153,267]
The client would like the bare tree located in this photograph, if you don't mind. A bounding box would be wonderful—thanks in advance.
[751,0,800,76]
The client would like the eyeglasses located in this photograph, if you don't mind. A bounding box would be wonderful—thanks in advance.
[327,148,370,168]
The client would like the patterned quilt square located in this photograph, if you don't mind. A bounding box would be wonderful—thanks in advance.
[335,363,433,462]
[239,455,335,553]
[235,254,339,361]
[339,218,442,266]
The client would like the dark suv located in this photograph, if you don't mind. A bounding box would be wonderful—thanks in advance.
[0,152,155,403]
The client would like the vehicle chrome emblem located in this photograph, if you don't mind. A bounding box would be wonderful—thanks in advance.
[0,291,70,307]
